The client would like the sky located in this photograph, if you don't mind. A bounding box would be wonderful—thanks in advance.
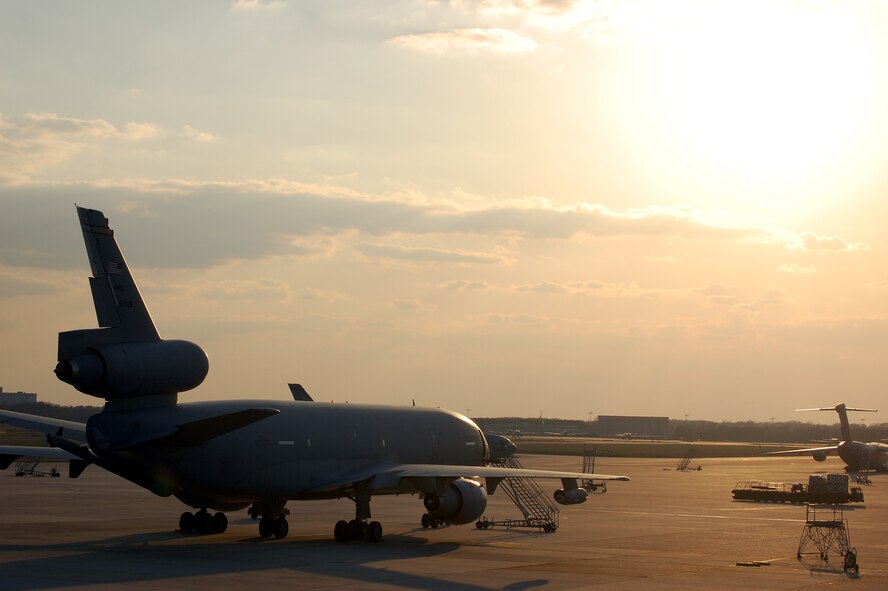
[1,0,888,423]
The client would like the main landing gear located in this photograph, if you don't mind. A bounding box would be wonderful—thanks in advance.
[252,500,290,539]
[333,519,383,543]
[333,483,383,543]
[421,513,444,529]
[179,509,228,534]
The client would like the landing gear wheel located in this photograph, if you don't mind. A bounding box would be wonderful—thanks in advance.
[475,520,483,530]
[429,515,439,528]
[195,510,213,534]
[259,516,274,538]
[179,511,195,533]
[369,521,383,543]
[273,517,289,539]
[421,513,431,528]
[334,520,349,542]
[213,512,228,534]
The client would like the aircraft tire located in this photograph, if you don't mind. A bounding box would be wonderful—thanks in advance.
[369,521,383,543]
[430,516,439,529]
[259,516,274,538]
[475,520,483,530]
[334,520,349,542]
[195,510,213,534]
[213,512,228,534]
[273,517,289,539]
[421,513,430,528]
[179,511,195,533]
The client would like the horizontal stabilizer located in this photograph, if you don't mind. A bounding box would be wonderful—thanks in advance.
[0,445,80,469]
[797,407,877,412]
[0,409,87,442]
[123,408,281,448]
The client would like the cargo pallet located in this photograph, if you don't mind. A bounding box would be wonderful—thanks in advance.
[732,473,864,504]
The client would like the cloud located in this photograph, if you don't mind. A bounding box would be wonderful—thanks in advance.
[741,287,793,311]
[797,232,868,252]
[778,263,816,274]
[391,299,438,311]
[0,113,157,183]
[515,281,570,294]
[354,243,507,264]
[231,0,287,11]
[0,267,70,297]
[182,125,219,142]
[0,180,869,270]
[439,279,492,291]
[386,28,538,54]
[191,278,293,301]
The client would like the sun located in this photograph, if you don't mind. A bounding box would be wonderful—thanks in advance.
[609,0,881,213]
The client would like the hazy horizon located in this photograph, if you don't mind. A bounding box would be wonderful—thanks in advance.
[2,1,887,424]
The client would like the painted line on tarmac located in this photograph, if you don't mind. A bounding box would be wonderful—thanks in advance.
[589,509,802,523]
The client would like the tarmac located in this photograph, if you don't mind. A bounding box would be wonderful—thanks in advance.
[0,453,885,590]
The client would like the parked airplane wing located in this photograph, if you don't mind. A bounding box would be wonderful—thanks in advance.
[0,445,80,469]
[306,462,629,495]
[0,408,87,442]
[766,445,838,456]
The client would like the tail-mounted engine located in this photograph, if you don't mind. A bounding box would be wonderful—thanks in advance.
[423,478,488,525]
[55,339,208,400]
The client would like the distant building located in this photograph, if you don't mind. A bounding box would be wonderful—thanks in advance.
[0,387,37,406]
[597,415,670,438]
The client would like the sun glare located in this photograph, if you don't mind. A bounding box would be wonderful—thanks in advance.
[609,1,881,212]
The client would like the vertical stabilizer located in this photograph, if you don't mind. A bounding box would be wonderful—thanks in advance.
[76,206,159,342]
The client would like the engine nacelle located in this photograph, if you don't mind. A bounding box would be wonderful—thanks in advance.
[422,478,488,525]
[813,451,827,462]
[54,340,208,399]
[553,487,588,506]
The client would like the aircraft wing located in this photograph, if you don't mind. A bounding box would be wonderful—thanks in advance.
[766,445,838,456]
[0,445,80,469]
[306,462,629,495]
[0,408,87,442]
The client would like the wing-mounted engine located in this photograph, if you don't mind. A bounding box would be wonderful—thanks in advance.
[553,487,588,505]
[422,478,487,525]
[813,450,827,462]
[54,206,208,401]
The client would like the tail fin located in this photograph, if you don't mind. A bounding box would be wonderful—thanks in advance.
[55,207,207,401]
[76,206,158,341]
[796,404,878,443]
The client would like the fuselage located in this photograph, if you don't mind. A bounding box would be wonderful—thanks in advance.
[86,401,489,510]
[837,439,888,472]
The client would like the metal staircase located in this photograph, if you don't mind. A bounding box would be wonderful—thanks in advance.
[476,456,560,532]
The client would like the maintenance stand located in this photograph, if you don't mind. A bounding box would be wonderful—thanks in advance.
[797,504,859,572]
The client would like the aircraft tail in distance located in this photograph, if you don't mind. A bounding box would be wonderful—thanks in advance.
[797,404,877,443]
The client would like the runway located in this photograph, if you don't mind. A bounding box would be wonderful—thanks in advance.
[0,454,885,590]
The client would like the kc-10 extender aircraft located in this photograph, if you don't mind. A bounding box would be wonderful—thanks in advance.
[0,206,628,542]
[768,403,888,472]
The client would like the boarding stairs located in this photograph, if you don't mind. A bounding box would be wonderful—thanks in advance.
[477,456,560,532]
